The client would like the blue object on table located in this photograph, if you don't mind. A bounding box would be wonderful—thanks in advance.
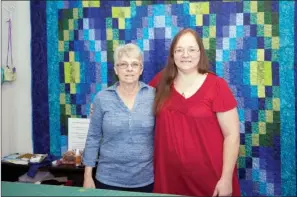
[27,154,57,178]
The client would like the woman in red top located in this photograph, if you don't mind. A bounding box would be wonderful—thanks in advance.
[149,28,241,197]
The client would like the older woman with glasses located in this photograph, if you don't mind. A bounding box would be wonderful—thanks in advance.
[82,43,155,193]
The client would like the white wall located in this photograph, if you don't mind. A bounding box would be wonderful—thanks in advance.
[1,1,32,157]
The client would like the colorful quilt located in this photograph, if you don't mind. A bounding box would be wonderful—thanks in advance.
[30,1,296,196]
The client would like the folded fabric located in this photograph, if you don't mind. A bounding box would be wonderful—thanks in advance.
[19,171,54,183]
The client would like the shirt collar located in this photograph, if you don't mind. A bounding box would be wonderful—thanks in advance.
[106,81,149,92]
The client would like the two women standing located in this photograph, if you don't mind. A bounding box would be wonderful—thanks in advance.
[83,28,241,197]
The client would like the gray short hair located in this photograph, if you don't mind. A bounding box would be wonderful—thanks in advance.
[113,43,143,66]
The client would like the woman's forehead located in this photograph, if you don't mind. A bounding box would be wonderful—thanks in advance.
[118,55,140,62]
[176,33,198,48]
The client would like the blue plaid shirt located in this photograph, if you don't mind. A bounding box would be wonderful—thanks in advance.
[83,81,155,188]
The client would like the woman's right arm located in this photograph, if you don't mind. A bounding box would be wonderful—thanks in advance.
[83,166,95,188]
[82,94,103,188]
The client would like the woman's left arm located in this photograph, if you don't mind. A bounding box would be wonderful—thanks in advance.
[217,107,240,181]
[212,107,240,196]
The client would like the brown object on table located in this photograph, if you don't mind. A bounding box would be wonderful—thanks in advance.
[61,150,83,166]
[17,153,33,159]
[62,151,76,162]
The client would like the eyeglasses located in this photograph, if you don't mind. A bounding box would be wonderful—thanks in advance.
[117,62,142,69]
[174,47,200,57]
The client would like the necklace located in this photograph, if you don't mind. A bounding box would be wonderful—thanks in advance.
[178,77,200,98]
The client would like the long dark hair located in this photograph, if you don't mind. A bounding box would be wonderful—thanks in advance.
[154,28,210,115]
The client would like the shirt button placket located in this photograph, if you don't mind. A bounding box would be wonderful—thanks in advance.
[129,114,131,129]
[129,113,132,142]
